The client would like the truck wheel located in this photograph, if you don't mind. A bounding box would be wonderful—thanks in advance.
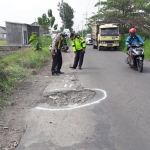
[114,47,118,51]
[93,44,96,49]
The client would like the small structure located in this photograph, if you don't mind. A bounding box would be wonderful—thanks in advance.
[0,26,6,39]
[5,21,43,46]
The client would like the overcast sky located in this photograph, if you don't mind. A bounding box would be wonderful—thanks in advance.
[0,0,98,31]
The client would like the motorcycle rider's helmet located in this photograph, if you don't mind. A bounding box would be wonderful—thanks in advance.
[129,28,136,33]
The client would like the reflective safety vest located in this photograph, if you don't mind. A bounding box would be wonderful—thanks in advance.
[57,35,64,50]
[72,35,86,52]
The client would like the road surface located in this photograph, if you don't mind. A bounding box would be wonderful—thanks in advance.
[17,46,150,150]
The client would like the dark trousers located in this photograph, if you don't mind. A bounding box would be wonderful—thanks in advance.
[51,50,62,73]
[73,50,85,68]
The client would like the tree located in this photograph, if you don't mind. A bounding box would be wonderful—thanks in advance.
[38,9,58,33]
[90,0,150,36]
[58,2,74,32]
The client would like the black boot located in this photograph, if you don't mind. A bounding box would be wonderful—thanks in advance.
[70,66,76,69]
[52,72,60,76]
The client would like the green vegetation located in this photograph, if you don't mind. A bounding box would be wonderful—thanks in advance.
[0,36,52,108]
[90,0,150,37]
[0,40,7,46]
[38,9,58,33]
[58,2,74,32]
[29,33,43,51]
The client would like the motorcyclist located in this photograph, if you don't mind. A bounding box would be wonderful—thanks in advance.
[126,28,144,65]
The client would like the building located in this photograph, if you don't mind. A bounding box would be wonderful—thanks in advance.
[5,21,43,46]
[0,26,6,39]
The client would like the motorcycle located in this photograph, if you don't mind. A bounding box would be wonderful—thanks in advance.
[61,37,69,52]
[61,45,69,52]
[125,44,145,72]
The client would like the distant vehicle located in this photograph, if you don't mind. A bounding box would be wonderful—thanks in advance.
[63,28,71,38]
[85,34,93,45]
[51,30,59,39]
[91,21,120,50]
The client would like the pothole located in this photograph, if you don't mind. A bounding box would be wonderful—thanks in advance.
[39,89,96,107]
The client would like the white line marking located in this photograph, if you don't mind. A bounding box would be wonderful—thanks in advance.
[36,88,107,111]
[64,84,67,88]
[69,84,73,87]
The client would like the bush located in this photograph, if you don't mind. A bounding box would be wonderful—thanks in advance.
[29,33,43,51]
[43,35,52,47]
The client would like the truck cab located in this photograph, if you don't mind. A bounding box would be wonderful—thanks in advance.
[98,24,119,50]
[91,21,120,51]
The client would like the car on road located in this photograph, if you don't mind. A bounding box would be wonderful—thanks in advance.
[85,34,93,45]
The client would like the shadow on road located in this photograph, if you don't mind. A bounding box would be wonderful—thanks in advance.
[143,66,150,73]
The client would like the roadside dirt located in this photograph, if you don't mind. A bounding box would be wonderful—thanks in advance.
[0,50,91,150]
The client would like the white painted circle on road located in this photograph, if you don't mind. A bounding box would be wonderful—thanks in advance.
[36,88,107,111]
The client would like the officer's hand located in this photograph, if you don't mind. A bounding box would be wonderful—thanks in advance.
[83,49,85,53]
[74,52,77,56]
[51,50,55,55]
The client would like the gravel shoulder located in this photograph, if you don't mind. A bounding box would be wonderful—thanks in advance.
[0,49,79,150]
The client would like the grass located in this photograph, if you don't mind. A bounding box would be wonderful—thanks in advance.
[0,40,7,46]
[0,47,51,107]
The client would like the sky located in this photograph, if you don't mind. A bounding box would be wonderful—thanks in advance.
[0,0,98,31]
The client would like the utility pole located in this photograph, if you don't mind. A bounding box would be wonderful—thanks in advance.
[62,0,65,30]
[83,12,88,30]
[77,25,79,34]
[98,0,100,12]
[98,0,100,21]
[81,21,84,37]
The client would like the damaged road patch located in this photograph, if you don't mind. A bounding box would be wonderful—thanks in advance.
[36,88,107,111]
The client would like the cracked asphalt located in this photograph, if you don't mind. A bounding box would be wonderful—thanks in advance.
[17,46,150,150]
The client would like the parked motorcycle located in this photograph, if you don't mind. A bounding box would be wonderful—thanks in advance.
[125,44,145,72]
[61,37,69,52]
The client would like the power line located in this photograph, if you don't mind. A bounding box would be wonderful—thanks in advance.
[88,0,97,13]
[86,0,93,12]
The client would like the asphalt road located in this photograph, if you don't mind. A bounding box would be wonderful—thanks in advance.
[17,46,150,150]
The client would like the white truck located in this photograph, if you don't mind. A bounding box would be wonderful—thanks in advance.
[85,34,93,45]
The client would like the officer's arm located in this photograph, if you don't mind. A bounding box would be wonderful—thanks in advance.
[51,35,60,51]
[72,41,76,52]
[80,37,86,48]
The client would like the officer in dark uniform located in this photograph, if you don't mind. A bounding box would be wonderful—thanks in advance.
[50,32,67,76]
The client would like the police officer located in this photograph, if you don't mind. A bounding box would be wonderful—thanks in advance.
[70,33,86,70]
[50,32,67,76]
